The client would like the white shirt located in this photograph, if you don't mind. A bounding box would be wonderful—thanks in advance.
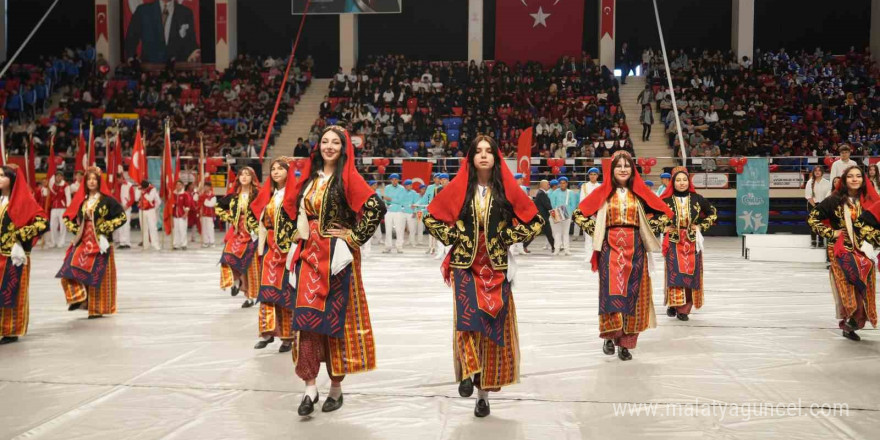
[805,178,832,204]
[161,0,175,44]
[580,181,601,201]
[830,158,859,180]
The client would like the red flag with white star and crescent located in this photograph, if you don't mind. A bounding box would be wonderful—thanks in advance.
[495,0,585,66]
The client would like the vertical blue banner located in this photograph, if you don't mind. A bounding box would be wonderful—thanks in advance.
[736,157,770,235]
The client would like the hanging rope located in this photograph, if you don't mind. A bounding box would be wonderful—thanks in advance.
[259,0,313,161]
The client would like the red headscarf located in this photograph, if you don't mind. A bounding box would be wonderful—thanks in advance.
[251,158,292,220]
[282,126,375,220]
[659,166,696,199]
[578,151,673,218]
[427,138,538,224]
[63,167,114,221]
[4,164,47,229]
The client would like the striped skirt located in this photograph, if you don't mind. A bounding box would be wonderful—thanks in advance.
[0,257,30,337]
[61,248,117,317]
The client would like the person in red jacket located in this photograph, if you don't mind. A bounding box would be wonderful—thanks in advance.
[172,180,194,250]
[197,179,217,247]
[48,171,72,248]
[186,182,201,244]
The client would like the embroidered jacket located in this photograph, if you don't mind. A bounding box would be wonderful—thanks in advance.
[423,190,544,270]
[64,194,127,241]
[216,191,259,234]
[808,195,880,250]
[0,208,48,256]
[656,193,718,243]
[295,176,387,248]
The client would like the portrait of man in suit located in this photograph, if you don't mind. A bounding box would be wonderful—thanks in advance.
[125,0,200,64]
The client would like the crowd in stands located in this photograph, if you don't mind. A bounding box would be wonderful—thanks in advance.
[643,46,879,166]
[313,54,633,171]
[2,48,312,177]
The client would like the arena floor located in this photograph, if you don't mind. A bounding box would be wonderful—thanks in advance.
[1,236,878,439]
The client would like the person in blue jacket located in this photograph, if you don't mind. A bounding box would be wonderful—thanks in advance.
[382,173,408,253]
[549,177,579,256]
[655,172,671,196]
[419,173,447,256]
[402,179,422,246]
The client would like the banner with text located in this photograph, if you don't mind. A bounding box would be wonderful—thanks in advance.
[736,158,770,235]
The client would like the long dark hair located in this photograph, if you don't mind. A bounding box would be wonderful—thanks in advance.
[1,166,17,193]
[298,126,350,210]
[269,158,290,190]
[459,135,513,221]
[609,152,636,191]
[834,165,867,205]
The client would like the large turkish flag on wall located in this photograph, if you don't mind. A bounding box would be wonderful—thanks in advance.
[495,0,585,65]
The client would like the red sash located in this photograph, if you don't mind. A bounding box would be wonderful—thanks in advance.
[295,219,332,311]
[675,229,697,276]
[71,222,100,273]
[607,227,636,298]
[472,235,505,318]
[260,230,286,290]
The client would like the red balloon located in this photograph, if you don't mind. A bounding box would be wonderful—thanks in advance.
[643,166,652,175]
[728,158,739,167]
[648,158,657,167]
[769,164,779,172]
[823,156,834,167]
[735,165,744,174]
[551,166,561,175]
[739,157,748,166]
[377,165,386,174]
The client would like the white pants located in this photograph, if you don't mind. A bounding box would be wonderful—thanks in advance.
[50,208,67,248]
[173,217,189,248]
[551,218,572,252]
[141,208,161,250]
[201,217,215,245]
[113,209,132,246]
[406,214,419,245]
[385,212,406,251]
[510,243,523,255]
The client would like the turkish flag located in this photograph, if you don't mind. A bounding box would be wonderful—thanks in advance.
[495,0,585,66]
[517,127,533,183]
[402,161,432,188]
[161,124,175,236]
[95,4,108,41]
[75,130,86,172]
[216,3,227,44]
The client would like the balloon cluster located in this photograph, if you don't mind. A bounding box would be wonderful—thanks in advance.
[636,157,657,175]
[729,157,749,174]
[823,156,839,168]
[373,158,390,175]
[547,158,565,175]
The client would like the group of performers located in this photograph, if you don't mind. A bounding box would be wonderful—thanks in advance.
[7,127,880,421]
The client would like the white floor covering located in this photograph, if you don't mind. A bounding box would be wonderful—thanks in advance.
[1,236,878,439]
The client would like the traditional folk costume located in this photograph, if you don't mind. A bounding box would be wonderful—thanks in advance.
[423,149,544,418]
[808,181,880,341]
[215,170,260,305]
[251,163,298,352]
[572,152,672,361]
[0,168,49,344]
[56,169,127,319]
[283,128,386,416]
[656,167,718,320]
[48,177,71,248]
[580,172,602,259]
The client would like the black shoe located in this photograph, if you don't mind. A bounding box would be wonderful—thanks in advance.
[241,299,255,308]
[666,307,676,317]
[279,341,292,353]
[254,337,274,349]
[458,377,474,397]
[230,285,240,297]
[298,392,319,416]
[603,339,615,355]
[618,347,632,361]
[843,330,861,341]
[677,313,689,321]
[474,398,491,417]
[88,314,103,319]
[322,394,344,412]
[68,302,84,311]
[0,336,19,344]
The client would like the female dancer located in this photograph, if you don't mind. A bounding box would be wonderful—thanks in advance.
[657,167,717,321]
[808,165,880,341]
[56,167,127,319]
[867,163,880,189]
[251,158,296,352]
[283,126,386,416]
[424,135,544,417]
[572,151,672,361]
[805,166,831,248]
[215,167,260,308]
[0,165,48,344]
